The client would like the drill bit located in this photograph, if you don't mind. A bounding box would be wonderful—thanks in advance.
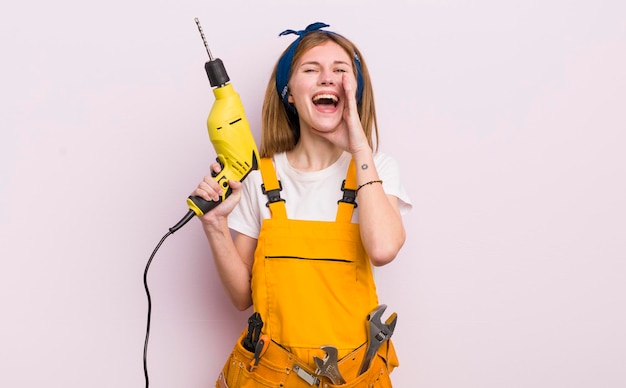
[194,17,214,61]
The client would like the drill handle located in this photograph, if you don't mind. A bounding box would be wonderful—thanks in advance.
[186,159,234,216]
[168,188,231,234]
[187,195,221,215]
[186,186,232,217]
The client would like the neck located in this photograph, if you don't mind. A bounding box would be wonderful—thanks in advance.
[286,136,343,172]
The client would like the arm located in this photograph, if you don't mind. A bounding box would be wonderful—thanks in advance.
[192,170,257,310]
[352,150,406,266]
[317,74,406,266]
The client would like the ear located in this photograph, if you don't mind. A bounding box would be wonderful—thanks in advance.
[287,90,294,103]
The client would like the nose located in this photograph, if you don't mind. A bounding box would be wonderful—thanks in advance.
[319,69,337,85]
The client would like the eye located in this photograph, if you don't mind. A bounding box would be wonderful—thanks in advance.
[335,68,348,73]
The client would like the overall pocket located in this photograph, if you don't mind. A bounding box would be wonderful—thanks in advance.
[218,334,288,388]
[264,253,362,350]
[324,339,399,388]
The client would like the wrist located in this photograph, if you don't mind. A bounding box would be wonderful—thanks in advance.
[357,179,383,194]
[351,146,373,164]
[200,214,229,232]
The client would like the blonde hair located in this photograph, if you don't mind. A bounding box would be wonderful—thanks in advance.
[260,31,378,157]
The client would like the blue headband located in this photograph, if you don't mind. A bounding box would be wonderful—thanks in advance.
[275,22,364,111]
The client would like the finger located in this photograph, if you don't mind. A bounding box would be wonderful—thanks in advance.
[342,76,359,131]
[221,180,242,205]
[342,73,357,105]
[228,179,242,190]
[197,177,222,201]
[202,179,242,218]
[191,186,215,202]
[210,162,223,176]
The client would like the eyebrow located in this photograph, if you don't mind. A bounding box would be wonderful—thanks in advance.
[299,60,351,67]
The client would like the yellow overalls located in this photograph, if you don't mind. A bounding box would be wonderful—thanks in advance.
[217,157,398,388]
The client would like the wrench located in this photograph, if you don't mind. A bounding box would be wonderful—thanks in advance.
[314,345,346,385]
[358,304,397,376]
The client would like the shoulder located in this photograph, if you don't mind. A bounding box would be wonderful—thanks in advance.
[373,151,413,214]
[373,151,401,177]
[373,151,397,164]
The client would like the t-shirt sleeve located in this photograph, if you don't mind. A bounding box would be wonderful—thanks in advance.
[227,170,264,239]
[375,152,413,216]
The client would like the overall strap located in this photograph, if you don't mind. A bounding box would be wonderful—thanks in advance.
[259,157,287,220]
[336,158,358,222]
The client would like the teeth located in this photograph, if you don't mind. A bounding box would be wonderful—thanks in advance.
[313,94,338,103]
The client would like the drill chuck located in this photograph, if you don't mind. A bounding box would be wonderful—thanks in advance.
[205,58,230,87]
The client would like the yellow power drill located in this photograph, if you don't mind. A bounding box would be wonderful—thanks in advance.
[144,20,260,387]
[169,18,260,233]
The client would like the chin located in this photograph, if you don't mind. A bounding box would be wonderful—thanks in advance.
[311,115,343,131]
[311,122,342,134]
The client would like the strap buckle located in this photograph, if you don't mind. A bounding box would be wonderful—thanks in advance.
[262,181,285,207]
[337,180,357,208]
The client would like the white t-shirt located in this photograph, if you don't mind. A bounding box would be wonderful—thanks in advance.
[228,151,413,239]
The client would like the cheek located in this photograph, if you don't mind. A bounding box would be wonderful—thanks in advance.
[287,80,309,105]
[286,81,292,103]
[286,80,300,104]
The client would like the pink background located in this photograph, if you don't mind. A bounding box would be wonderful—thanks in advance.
[1,1,625,387]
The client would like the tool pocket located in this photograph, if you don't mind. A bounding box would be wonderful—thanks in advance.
[219,351,275,388]
[323,354,394,388]
[323,339,398,388]
[217,334,286,388]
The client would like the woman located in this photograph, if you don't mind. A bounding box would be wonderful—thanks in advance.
[193,22,412,387]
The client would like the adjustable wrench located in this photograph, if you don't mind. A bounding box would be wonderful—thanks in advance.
[314,345,346,385]
[358,304,397,376]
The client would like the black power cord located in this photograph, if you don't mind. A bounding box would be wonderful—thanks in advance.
[143,210,195,388]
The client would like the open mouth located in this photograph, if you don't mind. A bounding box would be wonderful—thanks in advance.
[312,93,339,107]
